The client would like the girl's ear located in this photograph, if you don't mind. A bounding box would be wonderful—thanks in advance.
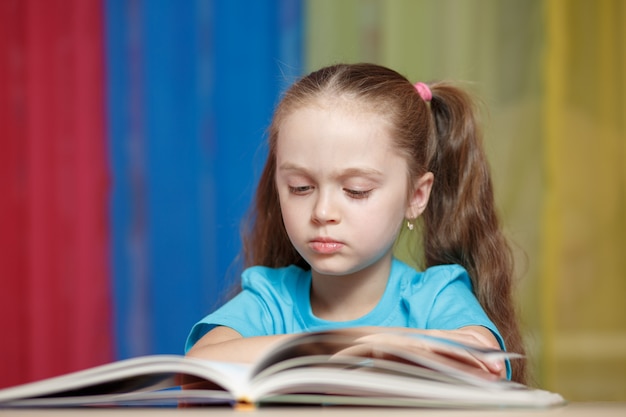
[405,172,434,219]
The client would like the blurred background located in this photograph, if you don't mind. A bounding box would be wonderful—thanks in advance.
[0,0,624,402]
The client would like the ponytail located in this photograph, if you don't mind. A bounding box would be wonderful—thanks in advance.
[423,83,527,384]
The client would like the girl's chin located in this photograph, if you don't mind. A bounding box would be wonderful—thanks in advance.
[305,259,351,276]
[307,260,365,277]
[306,253,393,278]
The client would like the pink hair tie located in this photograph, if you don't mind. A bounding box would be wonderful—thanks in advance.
[414,82,432,102]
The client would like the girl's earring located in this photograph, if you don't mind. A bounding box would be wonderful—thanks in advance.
[406,220,414,231]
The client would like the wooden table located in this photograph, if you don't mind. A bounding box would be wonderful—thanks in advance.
[0,403,624,416]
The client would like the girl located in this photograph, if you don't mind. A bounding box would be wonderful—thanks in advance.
[185,63,527,383]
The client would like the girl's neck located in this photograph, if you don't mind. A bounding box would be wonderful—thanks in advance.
[309,256,392,322]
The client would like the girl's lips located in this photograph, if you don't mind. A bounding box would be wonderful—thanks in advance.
[309,238,344,254]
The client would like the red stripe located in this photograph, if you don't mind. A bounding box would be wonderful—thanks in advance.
[0,0,29,389]
[70,0,113,371]
[0,0,112,388]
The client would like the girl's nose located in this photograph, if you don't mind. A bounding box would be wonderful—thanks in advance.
[311,191,340,225]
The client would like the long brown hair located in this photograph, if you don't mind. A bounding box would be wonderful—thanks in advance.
[241,63,527,383]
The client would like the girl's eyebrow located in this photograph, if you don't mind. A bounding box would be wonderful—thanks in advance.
[336,167,384,180]
[278,163,384,179]
[277,162,306,172]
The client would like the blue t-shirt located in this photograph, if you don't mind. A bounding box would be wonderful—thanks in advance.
[186,259,510,378]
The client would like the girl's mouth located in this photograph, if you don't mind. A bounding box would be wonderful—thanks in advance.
[309,238,344,254]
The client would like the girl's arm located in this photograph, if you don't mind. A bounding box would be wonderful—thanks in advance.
[354,325,506,379]
[185,326,292,363]
[185,325,505,378]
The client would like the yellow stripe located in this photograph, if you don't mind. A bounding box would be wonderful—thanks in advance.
[542,0,566,391]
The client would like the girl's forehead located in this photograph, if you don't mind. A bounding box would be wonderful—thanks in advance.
[275,102,404,169]
[279,104,390,144]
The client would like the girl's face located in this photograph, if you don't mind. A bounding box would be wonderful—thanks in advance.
[275,100,431,278]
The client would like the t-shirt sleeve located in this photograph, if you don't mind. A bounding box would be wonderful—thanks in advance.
[410,266,500,339]
[406,264,511,379]
[184,266,292,353]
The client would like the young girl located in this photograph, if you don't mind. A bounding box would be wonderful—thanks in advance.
[185,63,527,383]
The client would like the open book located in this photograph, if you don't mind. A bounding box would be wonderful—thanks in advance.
[0,330,565,409]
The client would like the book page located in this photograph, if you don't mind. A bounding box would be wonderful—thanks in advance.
[250,330,521,387]
[0,355,253,406]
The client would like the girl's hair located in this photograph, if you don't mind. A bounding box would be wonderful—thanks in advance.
[241,63,527,383]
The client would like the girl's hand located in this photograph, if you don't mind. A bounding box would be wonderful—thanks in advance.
[333,326,506,380]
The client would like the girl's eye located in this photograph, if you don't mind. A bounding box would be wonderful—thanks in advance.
[288,185,312,195]
[345,189,372,199]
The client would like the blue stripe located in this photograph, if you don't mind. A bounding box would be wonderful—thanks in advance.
[105,0,303,358]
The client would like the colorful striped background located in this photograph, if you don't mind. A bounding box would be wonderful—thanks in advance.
[1,0,624,402]
[1,0,302,387]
